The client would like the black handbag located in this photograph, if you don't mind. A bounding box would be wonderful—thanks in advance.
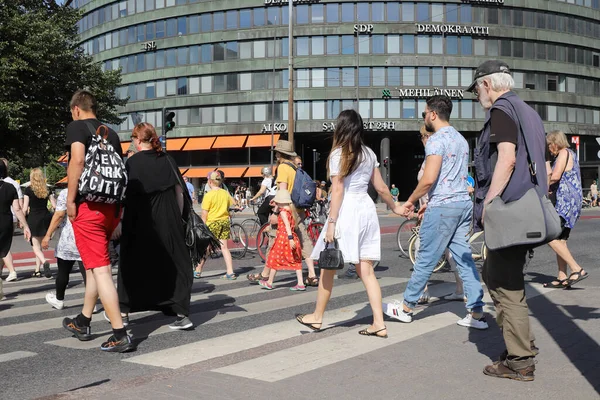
[165,155,220,265]
[318,239,344,270]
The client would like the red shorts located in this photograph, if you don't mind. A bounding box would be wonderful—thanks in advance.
[72,202,120,270]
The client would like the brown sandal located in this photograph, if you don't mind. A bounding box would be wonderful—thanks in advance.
[247,273,269,283]
[304,276,319,287]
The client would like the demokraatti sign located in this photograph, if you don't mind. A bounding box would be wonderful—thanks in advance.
[416,24,490,35]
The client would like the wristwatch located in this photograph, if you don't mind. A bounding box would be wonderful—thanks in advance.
[287,235,294,240]
[327,217,336,223]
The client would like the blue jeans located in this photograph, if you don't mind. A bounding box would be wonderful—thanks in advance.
[403,201,485,313]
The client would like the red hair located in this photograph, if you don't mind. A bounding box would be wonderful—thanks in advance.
[132,123,162,152]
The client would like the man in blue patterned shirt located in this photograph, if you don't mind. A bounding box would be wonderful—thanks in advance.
[384,95,487,330]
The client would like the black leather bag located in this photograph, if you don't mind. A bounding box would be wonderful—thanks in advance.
[165,155,220,265]
[318,240,344,270]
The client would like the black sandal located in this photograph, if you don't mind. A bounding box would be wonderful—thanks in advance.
[295,314,322,332]
[304,276,319,287]
[358,327,388,339]
[543,279,570,289]
[568,270,589,286]
[31,271,42,278]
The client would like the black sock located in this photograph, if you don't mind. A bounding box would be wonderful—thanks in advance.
[76,313,91,327]
[113,327,127,340]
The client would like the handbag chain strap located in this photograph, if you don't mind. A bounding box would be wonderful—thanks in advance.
[164,153,193,212]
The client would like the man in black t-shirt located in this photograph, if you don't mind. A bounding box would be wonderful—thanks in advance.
[62,90,133,353]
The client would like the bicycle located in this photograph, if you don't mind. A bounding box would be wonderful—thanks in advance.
[209,209,248,260]
[396,218,418,258]
[407,223,487,273]
[240,199,264,251]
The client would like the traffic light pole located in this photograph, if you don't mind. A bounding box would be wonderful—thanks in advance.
[162,106,167,152]
[312,148,316,179]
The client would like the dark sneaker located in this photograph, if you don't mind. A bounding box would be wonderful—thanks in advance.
[43,261,52,279]
[100,334,135,353]
[483,362,535,382]
[169,316,193,330]
[62,317,92,341]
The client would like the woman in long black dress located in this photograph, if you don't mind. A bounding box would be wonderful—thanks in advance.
[23,168,56,278]
[116,122,193,330]
[0,162,31,286]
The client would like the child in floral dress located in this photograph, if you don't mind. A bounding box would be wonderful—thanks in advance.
[259,190,305,291]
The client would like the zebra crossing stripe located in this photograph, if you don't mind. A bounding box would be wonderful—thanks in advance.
[48,277,407,350]
[0,351,37,363]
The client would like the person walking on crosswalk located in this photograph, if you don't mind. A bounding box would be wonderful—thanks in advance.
[0,158,24,282]
[296,109,403,338]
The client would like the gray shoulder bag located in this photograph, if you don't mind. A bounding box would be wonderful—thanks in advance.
[483,106,562,250]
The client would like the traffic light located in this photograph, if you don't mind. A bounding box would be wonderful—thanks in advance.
[315,151,320,162]
[164,109,176,134]
[383,157,389,168]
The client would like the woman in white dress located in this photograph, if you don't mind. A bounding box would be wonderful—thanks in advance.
[295,110,403,338]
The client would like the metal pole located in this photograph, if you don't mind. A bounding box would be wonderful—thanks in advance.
[355,8,359,110]
[270,15,277,169]
[312,148,316,179]
[287,0,294,146]
[161,106,167,153]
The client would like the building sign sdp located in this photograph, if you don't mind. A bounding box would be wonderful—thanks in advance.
[354,24,374,34]
[416,24,489,36]
[382,88,465,99]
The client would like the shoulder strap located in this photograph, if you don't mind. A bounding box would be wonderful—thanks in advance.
[83,121,110,143]
[164,153,193,210]
[282,161,297,171]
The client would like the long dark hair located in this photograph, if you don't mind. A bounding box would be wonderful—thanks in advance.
[328,109,365,179]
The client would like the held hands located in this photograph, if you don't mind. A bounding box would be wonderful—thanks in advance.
[325,222,335,243]
[41,235,51,250]
[289,239,297,250]
[23,227,31,242]
[393,201,415,219]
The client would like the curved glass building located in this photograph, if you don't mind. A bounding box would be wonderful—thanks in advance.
[74,0,600,196]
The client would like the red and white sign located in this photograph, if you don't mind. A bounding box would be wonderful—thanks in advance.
[571,136,580,146]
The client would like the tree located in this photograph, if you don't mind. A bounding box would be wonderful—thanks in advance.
[0,0,126,170]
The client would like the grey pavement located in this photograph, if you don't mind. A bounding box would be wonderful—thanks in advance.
[1,214,599,400]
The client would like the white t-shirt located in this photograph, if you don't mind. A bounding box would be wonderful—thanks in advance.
[55,190,81,261]
[3,176,23,222]
[261,177,277,197]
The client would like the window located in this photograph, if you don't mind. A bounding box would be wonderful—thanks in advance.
[297,37,309,55]
[447,68,459,86]
[254,41,266,58]
[312,36,324,55]
[342,35,354,54]
[166,79,176,96]
[513,41,523,58]
[432,36,443,54]
[312,69,325,87]
[146,23,155,40]
[403,67,415,86]
[214,43,225,61]
[341,3,354,22]
[155,50,165,68]
[432,67,443,87]
[432,4,443,22]
[214,107,225,123]
[177,16,186,35]
[359,67,370,86]
[402,3,414,22]
[387,2,399,22]
[136,25,145,42]
[227,73,238,91]
[372,2,384,21]
[201,76,212,93]
[547,75,558,92]
[239,42,251,59]
[166,18,176,37]
[241,105,252,122]
[254,72,267,89]
[312,101,325,120]
[487,8,498,24]
[536,43,546,60]
[372,35,384,54]
[201,107,212,124]
[525,73,536,90]
[326,4,339,22]
[165,49,176,67]
[461,101,473,119]
[373,67,385,86]
[402,100,416,119]
[388,35,400,53]
[227,106,239,123]
[327,68,339,87]
[403,35,414,53]
[146,52,155,69]
[327,100,340,119]
[388,99,400,118]
[146,82,155,99]
[461,37,472,55]
[359,100,370,118]
[254,8,265,26]
[177,47,188,65]
[201,14,211,32]
[226,42,238,60]
[327,36,339,54]
[447,36,458,55]
[312,4,324,23]
[488,39,498,56]
[177,77,187,95]
[342,67,354,86]
[214,12,224,31]
[446,5,458,22]
[388,67,401,86]
[357,3,369,22]
[359,36,369,54]
[297,5,309,24]
[460,4,472,23]
[460,69,472,87]
[418,67,429,86]
[372,99,385,118]
[240,9,251,28]
[297,69,309,88]
[417,36,429,54]
[226,10,238,29]
[239,73,251,90]
[189,77,200,94]
[416,3,429,21]
[267,7,279,25]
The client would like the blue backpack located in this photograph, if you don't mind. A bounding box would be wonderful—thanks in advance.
[283,162,316,209]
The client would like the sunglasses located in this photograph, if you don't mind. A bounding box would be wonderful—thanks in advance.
[422,110,433,119]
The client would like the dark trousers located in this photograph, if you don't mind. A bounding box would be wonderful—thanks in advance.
[482,246,536,369]
[257,195,274,226]
[56,258,87,300]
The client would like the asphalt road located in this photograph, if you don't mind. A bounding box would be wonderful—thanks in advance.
[1,211,599,400]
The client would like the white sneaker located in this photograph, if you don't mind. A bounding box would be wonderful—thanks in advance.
[383,300,413,323]
[5,272,17,282]
[445,292,467,302]
[457,314,489,330]
[103,311,129,327]
[93,305,99,314]
[45,292,64,310]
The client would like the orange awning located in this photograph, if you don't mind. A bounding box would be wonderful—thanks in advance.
[56,176,68,184]
[121,142,131,154]
[245,134,280,148]
[183,137,216,151]
[184,168,215,178]
[167,138,188,151]
[179,168,188,176]
[244,166,272,177]
[212,135,247,149]
[218,167,248,178]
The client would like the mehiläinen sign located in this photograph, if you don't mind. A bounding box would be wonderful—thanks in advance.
[416,24,489,35]
[383,88,465,99]
[462,0,504,4]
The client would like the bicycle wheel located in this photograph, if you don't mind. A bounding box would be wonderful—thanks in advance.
[240,218,261,251]
[408,234,447,272]
[229,223,248,259]
[469,231,486,263]
[396,218,418,257]
[307,222,324,245]
[257,223,271,262]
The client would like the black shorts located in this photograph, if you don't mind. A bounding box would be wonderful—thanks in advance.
[557,217,571,241]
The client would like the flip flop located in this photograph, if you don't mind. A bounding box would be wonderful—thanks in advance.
[568,270,589,286]
[295,314,322,332]
[358,327,388,339]
[543,279,570,289]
